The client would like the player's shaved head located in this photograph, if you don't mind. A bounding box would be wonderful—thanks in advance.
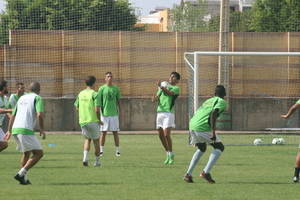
[30,82,41,94]
[215,85,226,98]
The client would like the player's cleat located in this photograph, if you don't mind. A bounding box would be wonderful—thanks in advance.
[164,156,170,164]
[83,161,88,167]
[99,152,104,157]
[183,174,194,183]
[293,176,299,183]
[14,174,29,185]
[200,172,216,184]
[94,161,101,167]
[168,154,174,165]
[115,152,121,157]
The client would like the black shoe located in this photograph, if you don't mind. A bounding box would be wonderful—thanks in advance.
[200,172,216,184]
[83,161,88,167]
[14,174,29,185]
[183,174,194,183]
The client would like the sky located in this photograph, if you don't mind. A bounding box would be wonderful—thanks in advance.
[0,0,181,16]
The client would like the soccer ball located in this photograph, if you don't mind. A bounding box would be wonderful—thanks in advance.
[160,81,170,88]
[272,138,279,144]
[253,138,262,145]
[278,138,285,144]
[272,138,285,145]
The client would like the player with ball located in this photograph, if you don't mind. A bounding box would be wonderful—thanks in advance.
[152,72,180,165]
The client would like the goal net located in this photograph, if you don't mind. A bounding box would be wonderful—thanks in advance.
[184,51,300,146]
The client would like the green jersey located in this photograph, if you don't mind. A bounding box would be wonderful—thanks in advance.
[189,96,227,132]
[156,85,180,113]
[296,99,300,104]
[8,93,20,109]
[98,85,121,116]
[0,95,9,127]
[74,88,100,127]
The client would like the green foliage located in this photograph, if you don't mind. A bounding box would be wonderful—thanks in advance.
[0,0,138,44]
[172,0,300,33]
[208,10,252,32]
[170,0,209,32]
[250,0,300,32]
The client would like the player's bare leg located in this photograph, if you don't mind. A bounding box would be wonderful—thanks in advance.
[113,131,120,156]
[293,152,300,183]
[164,128,174,164]
[83,139,91,166]
[158,128,168,151]
[15,150,43,185]
[100,131,107,156]
[157,128,169,164]
[23,150,43,170]
[93,139,101,166]
[0,141,8,152]
[21,151,31,168]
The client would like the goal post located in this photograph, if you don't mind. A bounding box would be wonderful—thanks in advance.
[184,51,300,145]
[184,51,300,114]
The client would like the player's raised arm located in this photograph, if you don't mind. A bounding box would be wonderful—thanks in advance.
[281,103,300,119]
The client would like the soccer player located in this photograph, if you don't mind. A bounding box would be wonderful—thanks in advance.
[281,101,300,183]
[98,72,121,156]
[183,85,227,184]
[0,80,12,152]
[6,82,45,185]
[9,82,25,109]
[74,76,103,167]
[152,72,181,165]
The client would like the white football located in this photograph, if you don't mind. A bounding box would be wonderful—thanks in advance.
[160,81,170,88]
[253,138,262,145]
[272,138,279,145]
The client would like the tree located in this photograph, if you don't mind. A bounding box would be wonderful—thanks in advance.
[249,0,300,32]
[170,0,209,32]
[0,0,139,44]
[208,10,252,32]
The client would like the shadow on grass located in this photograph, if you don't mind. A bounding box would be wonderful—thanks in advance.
[50,182,120,186]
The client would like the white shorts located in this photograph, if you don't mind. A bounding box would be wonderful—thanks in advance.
[14,134,43,152]
[100,116,119,132]
[156,112,175,129]
[189,130,221,145]
[81,122,100,139]
[0,128,5,141]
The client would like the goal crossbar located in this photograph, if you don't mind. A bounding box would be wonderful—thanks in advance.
[184,51,300,113]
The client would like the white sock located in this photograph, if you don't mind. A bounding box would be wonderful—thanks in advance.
[186,149,204,175]
[18,168,27,177]
[169,152,174,156]
[100,146,104,152]
[83,150,89,162]
[116,146,120,153]
[203,149,222,173]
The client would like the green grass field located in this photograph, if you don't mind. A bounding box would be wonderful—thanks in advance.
[1,134,300,200]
